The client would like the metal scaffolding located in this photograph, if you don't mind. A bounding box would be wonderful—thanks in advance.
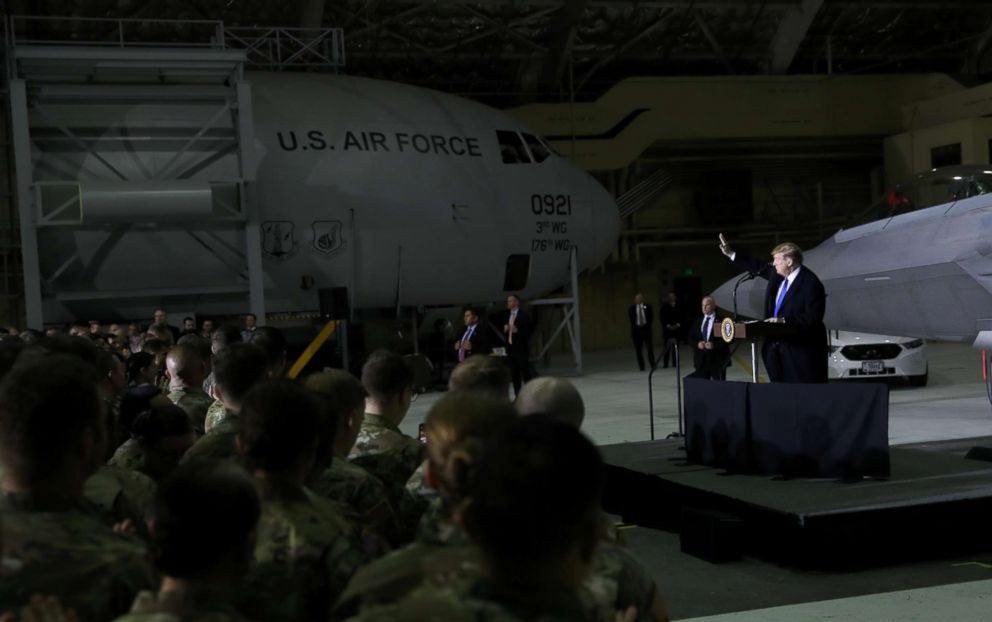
[4,15,268,327]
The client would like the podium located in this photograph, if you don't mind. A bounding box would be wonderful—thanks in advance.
[720,319,799,382]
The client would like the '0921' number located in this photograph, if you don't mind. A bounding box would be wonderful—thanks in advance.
[531,194,572,216]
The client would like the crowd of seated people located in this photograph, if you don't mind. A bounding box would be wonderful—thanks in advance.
[0,310,669,622]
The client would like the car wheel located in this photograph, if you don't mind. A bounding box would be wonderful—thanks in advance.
[909,367,928,387]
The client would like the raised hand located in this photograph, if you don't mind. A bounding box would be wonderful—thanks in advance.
[718,233,733,257]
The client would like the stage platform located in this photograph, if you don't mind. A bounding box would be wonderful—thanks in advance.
[601,439,992,568]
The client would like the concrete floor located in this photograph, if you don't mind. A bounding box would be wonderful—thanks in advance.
[398,340,992,620]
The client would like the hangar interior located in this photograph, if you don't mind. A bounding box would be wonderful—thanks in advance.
[2,1,992,354]
[4,2,992,621]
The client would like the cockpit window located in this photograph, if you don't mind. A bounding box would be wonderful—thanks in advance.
[497,131,530,164]
[538,136,562,157]
[521,133,550,163]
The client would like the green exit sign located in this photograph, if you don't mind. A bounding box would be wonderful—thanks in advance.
[683,268,694,276]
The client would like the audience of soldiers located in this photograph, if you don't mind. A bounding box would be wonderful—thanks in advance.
[0,310,669,622]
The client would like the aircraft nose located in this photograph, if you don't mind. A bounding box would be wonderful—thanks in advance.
[712,273,764,319]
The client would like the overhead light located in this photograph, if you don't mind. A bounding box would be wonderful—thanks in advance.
[953,176,963,180]
[983,170,992,174]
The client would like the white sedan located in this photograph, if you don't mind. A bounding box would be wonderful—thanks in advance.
[827,330,928,386]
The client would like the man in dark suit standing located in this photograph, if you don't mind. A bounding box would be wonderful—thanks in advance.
[501,294,535,394]
[627,293,655,371]
[718,234,827,383]
[454,307,490,362]
[688,296,730,380]
[658,292,684,368]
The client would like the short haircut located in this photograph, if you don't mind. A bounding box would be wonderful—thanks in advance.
[166,344,204,383]
[212,325,242,350]
[151,460,260,578]
[448,356,510,398]
[305,369,367,422]
[246,313,257,320]
[771,241,803,266]
[176,334,212,361]
[147,324,173,343]
[424,392,517,501]
[250,326,286,366]
[463,416,604,569]
[142,338,170,357]
[131,403,193,446]
[515,377,585,428]
[240,379,320,472]
[361,350,413,399]
[183,316,194,323]
[0,355,102,482]
[212,343,269,404]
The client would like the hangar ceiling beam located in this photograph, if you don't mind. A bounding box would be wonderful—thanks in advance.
[766,0,823,74]
[577,10,675,91]
[538,0,590,92]
[692,8,734,74]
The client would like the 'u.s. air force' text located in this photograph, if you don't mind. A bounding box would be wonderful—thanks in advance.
[276,130,482,157]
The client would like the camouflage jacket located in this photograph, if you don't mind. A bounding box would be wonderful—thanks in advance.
[398,462,437,538]
[113,589,254,622]
[309,456,398,544]
[349,414,423,461]
[348,418,422,519]
[0,492,155,621]
[108,438,147,473]
[236,484,370,621]
[338,537,657,621]
[202,399,228,434]
[415,497,470,547]
[168,385,214,436]
[182,412,241,463]
[84,464,157,529]
[344,579,596,622]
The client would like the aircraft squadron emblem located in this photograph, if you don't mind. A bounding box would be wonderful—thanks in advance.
[261,221,299,261]
[312,220,345,256]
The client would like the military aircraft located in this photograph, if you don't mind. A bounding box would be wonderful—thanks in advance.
[712,166,992,344]
[27,71,620,322]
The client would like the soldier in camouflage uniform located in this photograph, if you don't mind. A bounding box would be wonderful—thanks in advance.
[340,413,668,622]
[165,343,213,435]
[236,380,370,621]
[201,325,243,420]
[112,461,261,622]
[108,404,195,482]
[305,369,400,545]
[348,351,424,516]
[183,343,269,463]
[0,355,155,620]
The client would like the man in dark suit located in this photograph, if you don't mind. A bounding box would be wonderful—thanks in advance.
[454,307,490,362]
[501,294,535,394]
[688,296,730,380]
[627,293,655,371]
[719,234,827,383]
[658,292,684,368]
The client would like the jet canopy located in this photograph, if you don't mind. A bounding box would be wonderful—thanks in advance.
[848,165,992,228]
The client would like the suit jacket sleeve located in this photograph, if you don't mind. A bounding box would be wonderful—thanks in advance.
[730,254,777,282]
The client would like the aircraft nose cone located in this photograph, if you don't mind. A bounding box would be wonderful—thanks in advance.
[712,273,765,319]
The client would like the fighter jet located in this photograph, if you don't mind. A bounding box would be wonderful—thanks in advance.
[27,71,620,321]
[712,166,992,344]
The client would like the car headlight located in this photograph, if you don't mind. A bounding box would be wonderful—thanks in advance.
[903,338,924,349]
